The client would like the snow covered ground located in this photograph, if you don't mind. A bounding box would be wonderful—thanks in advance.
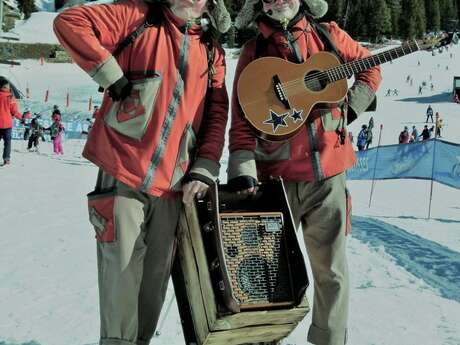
[1,13,460,345]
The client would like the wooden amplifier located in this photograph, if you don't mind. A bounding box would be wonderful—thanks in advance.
[172,178,310,345]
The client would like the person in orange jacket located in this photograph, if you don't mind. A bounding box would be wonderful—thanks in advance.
[54,0,230,344]
[227,1,381,344]
[0,77,21,166]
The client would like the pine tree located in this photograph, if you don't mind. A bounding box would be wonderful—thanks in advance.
[386,0,402,37]
[17,0,37,19]
[368,0,392,41]
[399,0,426,38]
[439,0,458,31]
[346,0,368,39]
[425,0,441,32]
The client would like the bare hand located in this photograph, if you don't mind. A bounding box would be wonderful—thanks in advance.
[182,180,209,205]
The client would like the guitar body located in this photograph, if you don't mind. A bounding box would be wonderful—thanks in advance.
[237,51,348,141]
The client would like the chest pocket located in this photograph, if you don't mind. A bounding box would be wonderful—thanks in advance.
[104,75,162,141]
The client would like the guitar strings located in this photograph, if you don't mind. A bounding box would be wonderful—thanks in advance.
[278,42,418,94]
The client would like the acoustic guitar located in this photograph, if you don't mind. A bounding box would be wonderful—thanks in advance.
[237,33,458,141]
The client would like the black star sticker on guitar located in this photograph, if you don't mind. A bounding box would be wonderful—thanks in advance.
[290,109,303,122]
[263,110,288,133]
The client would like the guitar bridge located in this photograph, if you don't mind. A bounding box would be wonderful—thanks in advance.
[272,75,291,110]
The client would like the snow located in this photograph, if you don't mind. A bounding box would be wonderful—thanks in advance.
[2,12,59,44]
[1,13,460,345]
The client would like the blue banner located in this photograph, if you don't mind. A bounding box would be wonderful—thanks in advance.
[347,139,460,190]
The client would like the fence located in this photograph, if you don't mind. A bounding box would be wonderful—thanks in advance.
[347,138,460,190]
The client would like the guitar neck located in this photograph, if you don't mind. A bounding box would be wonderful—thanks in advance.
[327,40,420,82]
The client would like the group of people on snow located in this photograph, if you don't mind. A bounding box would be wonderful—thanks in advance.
[398,110,443,145]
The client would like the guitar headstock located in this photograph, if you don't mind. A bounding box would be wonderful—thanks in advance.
[416,32,459,52]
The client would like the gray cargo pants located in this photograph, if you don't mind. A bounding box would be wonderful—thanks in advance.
[284,172,351,345]
[87,170,181,345]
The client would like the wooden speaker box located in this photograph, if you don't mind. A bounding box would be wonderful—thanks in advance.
[172,178,310,345]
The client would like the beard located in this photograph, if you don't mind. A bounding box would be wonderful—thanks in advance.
[266,1,300,23]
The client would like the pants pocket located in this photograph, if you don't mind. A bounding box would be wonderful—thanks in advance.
[345,188,352,235]
[104,75,162,140]
[87,189,117,243]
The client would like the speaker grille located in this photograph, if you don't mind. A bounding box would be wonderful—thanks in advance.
[219,212,293,308]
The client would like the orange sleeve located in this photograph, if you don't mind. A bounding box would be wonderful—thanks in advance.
[10,97,21,119]
[326,22,382,92]
[53,0,147,74]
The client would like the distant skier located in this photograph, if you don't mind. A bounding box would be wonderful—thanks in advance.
[409,126,418,143]
[435,113,443,138]
[385,89,392,96]
[51,105,61,122]
[21,108,32,140]
[426,105,434,123]
[365,117,374,149]
[399,126,410,144]
[27,118,44,152]
[418,85,423,95]
[0,76,21,165]
[393,88,399,96]
[357,124,368,151]
[48,116,65,155]
[419,125,431,141]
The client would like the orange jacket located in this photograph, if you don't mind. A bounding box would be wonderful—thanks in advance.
[228,17,381,182]
[54,0,228,197]
[0,89,21,129]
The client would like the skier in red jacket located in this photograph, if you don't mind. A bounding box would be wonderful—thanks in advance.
[0,77,21,165]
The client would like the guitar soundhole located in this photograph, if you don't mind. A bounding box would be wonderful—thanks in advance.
[304,70,327,92]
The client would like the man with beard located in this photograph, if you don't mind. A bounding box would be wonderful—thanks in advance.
[228,1,381,344]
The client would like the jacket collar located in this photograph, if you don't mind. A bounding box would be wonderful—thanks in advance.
[257,12,309,39]
[163,6,204,36]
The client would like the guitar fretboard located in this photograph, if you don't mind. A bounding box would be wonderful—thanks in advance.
[308,40,420,84]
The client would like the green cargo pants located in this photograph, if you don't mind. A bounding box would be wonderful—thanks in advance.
[87,170,181,345]
[284,172,351,345]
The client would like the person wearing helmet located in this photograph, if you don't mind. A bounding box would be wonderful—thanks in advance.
[54,0,230,344]
[227,1,381,344]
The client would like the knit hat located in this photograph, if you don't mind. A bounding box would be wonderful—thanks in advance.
[235,0,328,29]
